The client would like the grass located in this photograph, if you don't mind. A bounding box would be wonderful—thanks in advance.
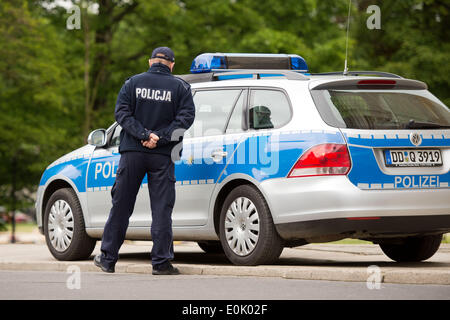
[327,239,373,245]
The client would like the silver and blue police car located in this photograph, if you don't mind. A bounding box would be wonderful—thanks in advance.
[35,53,450,265]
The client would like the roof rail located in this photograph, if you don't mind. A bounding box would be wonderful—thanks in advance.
[176,69,309,84]
[176,73,214,84]
[215,69,309,80]
[311,71,403,79]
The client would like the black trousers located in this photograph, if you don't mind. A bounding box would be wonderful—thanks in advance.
[100,151,176,268]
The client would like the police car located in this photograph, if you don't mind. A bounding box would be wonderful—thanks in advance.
[35,53,450,266]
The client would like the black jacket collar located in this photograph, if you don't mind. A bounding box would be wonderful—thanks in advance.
[148,63,171,75]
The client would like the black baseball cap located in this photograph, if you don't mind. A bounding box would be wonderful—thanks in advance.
[151,47,175,62]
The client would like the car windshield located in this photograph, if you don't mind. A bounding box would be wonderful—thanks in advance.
[313,90,450,129]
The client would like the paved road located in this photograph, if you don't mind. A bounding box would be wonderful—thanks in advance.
[0,270,449,300]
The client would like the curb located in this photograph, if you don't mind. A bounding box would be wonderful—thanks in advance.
[0,261,449,285]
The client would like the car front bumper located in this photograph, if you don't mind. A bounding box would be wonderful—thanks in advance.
[35,186,44,235]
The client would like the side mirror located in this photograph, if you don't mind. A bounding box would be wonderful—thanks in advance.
[87,129,107,147]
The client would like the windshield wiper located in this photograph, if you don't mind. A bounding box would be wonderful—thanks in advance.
[405,119,450,129]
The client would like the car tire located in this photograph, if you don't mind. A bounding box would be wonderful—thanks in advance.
[197,241,224,254]
[379,234,442,262]
[219,184,284,266]
[44,188,96,261]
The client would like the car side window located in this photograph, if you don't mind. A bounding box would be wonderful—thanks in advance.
[109,125,122,147]
[226,90,247,134]
[187,89,242,137]
[248,89,291,130]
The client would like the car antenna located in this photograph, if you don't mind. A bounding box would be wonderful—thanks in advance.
[343,0,352,75]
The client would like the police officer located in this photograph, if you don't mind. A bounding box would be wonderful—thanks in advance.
[94,47,195,275]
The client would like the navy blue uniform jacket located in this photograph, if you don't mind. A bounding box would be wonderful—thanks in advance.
[115,63,195,156]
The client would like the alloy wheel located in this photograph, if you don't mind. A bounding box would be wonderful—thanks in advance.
[224,197,260,256]
[47,200,74,252]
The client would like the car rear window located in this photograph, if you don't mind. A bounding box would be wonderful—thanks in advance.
[311,90,450,129]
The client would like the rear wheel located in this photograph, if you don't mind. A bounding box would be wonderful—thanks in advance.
[379,234,442,262]
[197,241,224,254]
[44,188,96,261]
[219,185,283,265]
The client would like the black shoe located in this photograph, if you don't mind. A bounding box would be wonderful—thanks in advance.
[94,254,115,273]
[152,262,180,275]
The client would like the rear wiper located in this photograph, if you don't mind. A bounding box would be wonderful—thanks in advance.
[405,119,450,129]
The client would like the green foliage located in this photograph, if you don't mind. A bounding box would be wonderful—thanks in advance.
[0,0,448,211]
[0,0,82,211]
[352,0,450,105]
[0,218,6,232]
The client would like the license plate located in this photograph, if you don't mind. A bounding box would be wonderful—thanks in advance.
[384,149,442,167]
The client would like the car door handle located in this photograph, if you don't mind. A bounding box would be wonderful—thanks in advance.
[211,150,227,160]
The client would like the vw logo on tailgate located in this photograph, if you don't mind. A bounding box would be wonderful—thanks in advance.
[410,132,422,146]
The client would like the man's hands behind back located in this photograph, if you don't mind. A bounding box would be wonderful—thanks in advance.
[141,132,159,149]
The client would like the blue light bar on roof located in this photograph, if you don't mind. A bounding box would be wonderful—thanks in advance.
[190,53,308,74]
[289,55,308,72]
[190,54,227,73]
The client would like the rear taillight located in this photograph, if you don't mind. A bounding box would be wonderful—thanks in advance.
[288,144,351,178]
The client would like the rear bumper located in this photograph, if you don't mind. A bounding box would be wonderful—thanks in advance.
[259,175,450,240]
[276,215,450,242]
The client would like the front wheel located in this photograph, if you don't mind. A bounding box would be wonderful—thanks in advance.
[44,188,96,260]
[219,185,284,266]
[379,234,442,262]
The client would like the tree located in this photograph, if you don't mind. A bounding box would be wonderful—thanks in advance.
[352,0,450,106]
[0,0,79,213]
[0,0,448,218]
